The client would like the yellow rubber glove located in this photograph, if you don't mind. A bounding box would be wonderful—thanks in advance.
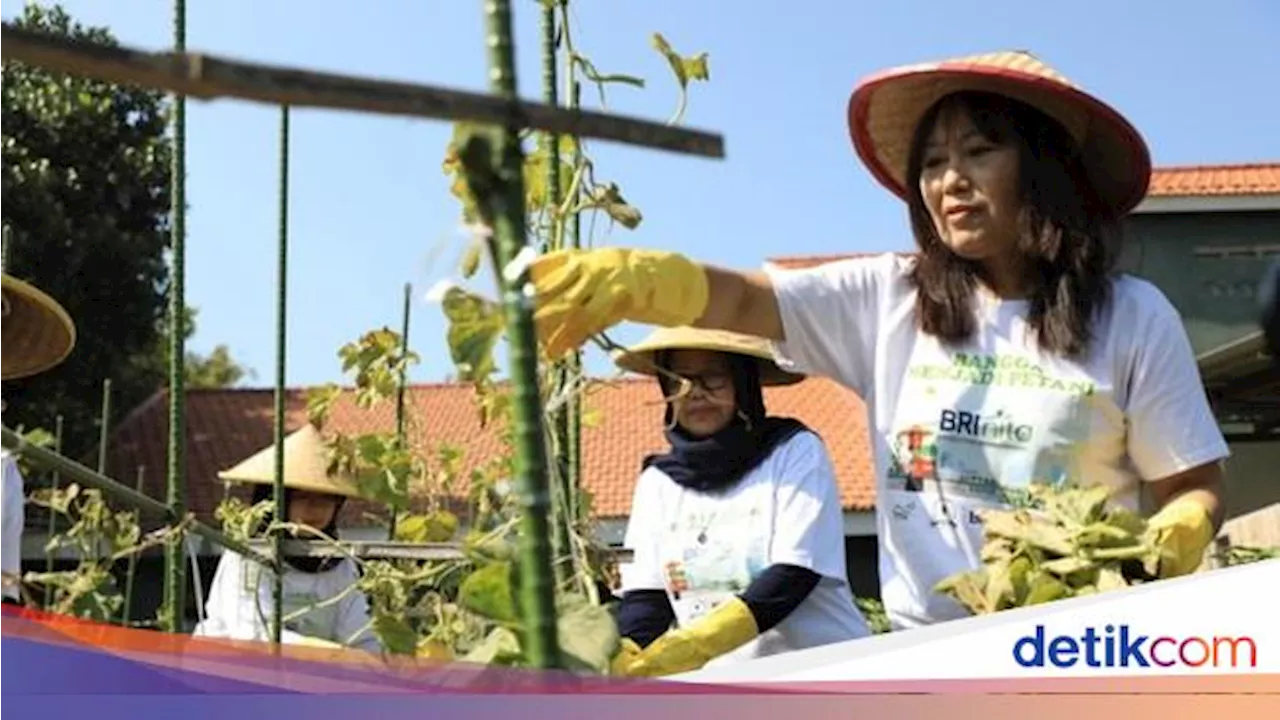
[528,248,710,360]
[289,634,343,649]
[610,637,644,676]
[1146,495,1215,578]
[614,597,758,678]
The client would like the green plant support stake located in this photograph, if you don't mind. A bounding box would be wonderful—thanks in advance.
[44,415,63,608]
[542,0,573,591]
[97,378,112,475]
[389,281,411,540]
[121,465,145,625]
[271,103,291,647]
[477,0,562,670]
[161,0,189,635]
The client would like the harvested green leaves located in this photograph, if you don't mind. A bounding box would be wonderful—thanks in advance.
[934,483,1164,615]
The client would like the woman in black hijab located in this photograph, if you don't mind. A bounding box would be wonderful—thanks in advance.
[609,327,871,678]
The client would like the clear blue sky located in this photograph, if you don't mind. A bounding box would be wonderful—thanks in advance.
[7,0,1279,389]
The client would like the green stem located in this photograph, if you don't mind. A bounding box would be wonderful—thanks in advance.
[479,0,561,670]
[162,0,189,634]
[271,103,291,647]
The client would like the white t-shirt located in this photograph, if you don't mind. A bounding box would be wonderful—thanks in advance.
[193,550,382,654]
[765,253,1230,631]
[2,450,25,601]
[618,429,872,666]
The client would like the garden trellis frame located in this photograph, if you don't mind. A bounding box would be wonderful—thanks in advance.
[0,0,723,670]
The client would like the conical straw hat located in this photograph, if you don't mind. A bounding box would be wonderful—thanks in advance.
[217,424,364,499]
[612,326,804,387]
[2,274,76,381]
[847,50,1151,216]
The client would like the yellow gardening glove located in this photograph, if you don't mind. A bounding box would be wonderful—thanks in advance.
[1145,495,1215,578]
[528,247,710,360]
[289,634,343,649]
[610,637,644,676]
[613,597,758,678]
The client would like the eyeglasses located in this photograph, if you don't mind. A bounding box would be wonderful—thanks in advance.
[672,371,732,394]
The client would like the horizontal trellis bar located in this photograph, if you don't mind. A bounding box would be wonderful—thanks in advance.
[1,427,275,568]
[245,538,635,563]
[0,24,725,159]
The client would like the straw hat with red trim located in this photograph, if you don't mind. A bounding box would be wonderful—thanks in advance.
[612,326,805,387]
[847,50,1152,216]
[2,273,76,381]
[217,424,365,500]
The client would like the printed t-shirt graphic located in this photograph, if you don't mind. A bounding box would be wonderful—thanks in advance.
[659,488,769,629]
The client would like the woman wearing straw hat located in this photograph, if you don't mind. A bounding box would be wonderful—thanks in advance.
[2,273,77,605]
[525,51,1228,631]
[608,326,870,677]
[193,425,382,653]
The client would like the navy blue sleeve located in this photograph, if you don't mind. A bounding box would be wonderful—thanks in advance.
[739,563,821,633]
[617,589,675,648]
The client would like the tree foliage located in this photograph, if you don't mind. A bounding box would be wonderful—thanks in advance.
[1,4,249,456]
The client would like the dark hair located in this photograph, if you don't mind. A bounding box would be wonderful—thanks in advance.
[904,90,1123,358]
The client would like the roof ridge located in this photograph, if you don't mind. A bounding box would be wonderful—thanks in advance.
[1152,161,1280,172]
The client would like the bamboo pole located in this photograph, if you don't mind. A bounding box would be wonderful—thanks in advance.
[161,0,189,635]
[0,428,273,566]
[476,0,561,670]
[0,24,723,159]
[270,104,291,646]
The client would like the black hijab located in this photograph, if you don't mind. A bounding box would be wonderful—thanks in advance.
[250,484,345,574]
[641,349,810,494]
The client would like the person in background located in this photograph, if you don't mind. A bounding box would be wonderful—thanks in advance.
[523,50,1228,632]
[610,327,870,677]
[193,424,381,653]
[2,273,77,606]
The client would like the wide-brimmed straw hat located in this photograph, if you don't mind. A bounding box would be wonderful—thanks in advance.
[612,326,805,387]
[217,424,364,500]
[2,273,76,381]
[847,50,1152,216]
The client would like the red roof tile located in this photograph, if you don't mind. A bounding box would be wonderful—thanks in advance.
[104,377,877,527]
[767,164,1280,270]
[1146,163,1280,198]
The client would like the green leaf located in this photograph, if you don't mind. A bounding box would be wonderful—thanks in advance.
[440,286,504,384]
[1023,571,1071,606]
[650,33,710,88]
[555,593,620,673]
[394,511,459,543]
[462,626,523,666]
[588,183,643,229]
[373,614,419,655]
[460,241,483,279]
[457,560,518,623]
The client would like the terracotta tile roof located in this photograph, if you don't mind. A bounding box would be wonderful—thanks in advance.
[103,377,876,528]
[1146,163,1280,198]
[767,164,1280,270]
